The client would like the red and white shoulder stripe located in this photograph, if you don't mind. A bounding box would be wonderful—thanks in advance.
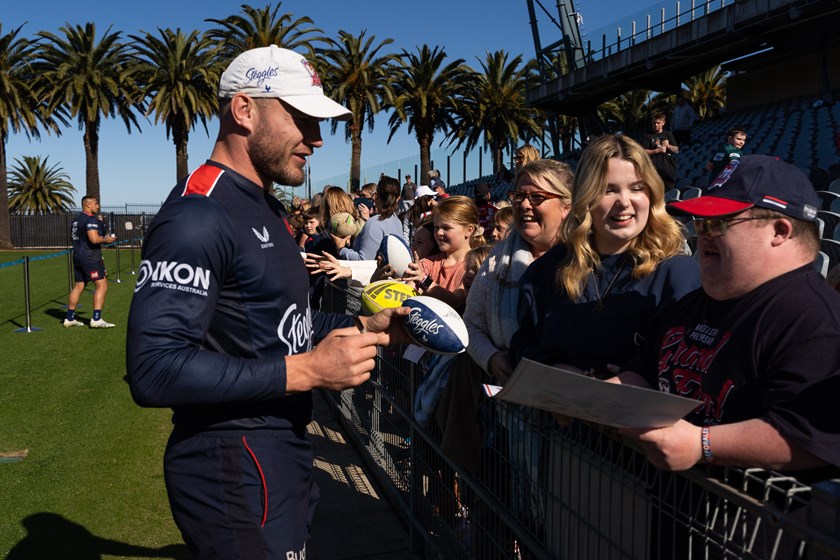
[181,165,225,197]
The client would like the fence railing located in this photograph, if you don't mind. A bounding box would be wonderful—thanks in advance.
[319,281,840,559]
[9,208,158,249]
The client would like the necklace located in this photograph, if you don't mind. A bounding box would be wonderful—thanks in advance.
[591,255,628,311]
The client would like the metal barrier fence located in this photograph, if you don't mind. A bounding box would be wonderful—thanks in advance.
[319,281,840,559]
[10,207,157,249]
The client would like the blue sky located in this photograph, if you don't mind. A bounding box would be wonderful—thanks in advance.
[5,0,637,204]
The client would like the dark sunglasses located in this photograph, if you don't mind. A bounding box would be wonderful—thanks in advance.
[507,190,563,206]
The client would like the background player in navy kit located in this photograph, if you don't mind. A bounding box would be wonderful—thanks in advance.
[64,195,117,328]
[126,46,409,560]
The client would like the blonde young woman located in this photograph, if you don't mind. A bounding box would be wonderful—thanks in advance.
[509,134,700,375]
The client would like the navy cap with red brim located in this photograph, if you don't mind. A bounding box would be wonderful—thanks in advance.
[667,196,754,218]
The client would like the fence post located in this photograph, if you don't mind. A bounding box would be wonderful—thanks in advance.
[14,257,42,333]
[808,479,840,560]
[130,236,137,275]
[114,243,122,283]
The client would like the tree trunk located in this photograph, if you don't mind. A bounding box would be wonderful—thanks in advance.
[350,122,362,190]
[0,139,13,249]
[84,117,101,201]
[419,133,432,186]
[174,123,190,182]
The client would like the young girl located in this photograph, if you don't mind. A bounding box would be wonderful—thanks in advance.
[462,244,491,294]
[490,206,513,242]
[404,196,483,310]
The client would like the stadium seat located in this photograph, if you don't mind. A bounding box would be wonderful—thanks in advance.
[829,178,840,194]
[830,163,840,180]
[816,190,840,210]
[831,198,840,214]
[835,223,840,241]
[814,251,829,277]
[816,217,825,239]
[682,187,702,200]
[665,188,681,202]
[820,239,840,269]
[818,211,840,239]
[810,167,832,190]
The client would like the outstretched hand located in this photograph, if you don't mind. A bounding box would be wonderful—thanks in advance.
[305,252,351,281]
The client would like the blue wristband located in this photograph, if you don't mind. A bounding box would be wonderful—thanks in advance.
[701,426,714,464]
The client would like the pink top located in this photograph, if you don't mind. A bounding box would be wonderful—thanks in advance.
[420,253,466,292]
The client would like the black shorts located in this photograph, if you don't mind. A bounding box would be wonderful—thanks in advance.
[73,258,106,283]
[164,429,318,560]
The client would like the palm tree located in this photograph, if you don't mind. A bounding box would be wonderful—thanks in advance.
[0,24,65,248]
[386,45,474,185]
[131,28,222,182]
[599,89,652,137]
[454,50,544,174]
[8,155,76,214]
[320,30,395,190]
[205,3,324,62]
[35,22,141,202]
[684,65,727,119]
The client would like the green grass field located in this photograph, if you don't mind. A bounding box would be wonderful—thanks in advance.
[0,249,190,559]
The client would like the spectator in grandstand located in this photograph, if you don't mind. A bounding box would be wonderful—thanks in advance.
[514,144,540,174]
[402,174,416,200]
[614,155,840,473]
[671,96,698,147]
[429,169,447,195]
[490,206,514,242]
[705,126,747,185]
[509,134,699,376]
[340,176,404,261]
[64,195,118,328]
[474,182,498,242]
[640,112,679,190]
[126,46,409,560]
[403,195,483,311]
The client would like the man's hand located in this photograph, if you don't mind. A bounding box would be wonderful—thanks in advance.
[286,327,382,392]
[488,351,513,384]
[620,420,703,471]
[358,306,411,345]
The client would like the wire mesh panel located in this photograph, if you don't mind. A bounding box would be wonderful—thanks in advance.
[317,281,840,560]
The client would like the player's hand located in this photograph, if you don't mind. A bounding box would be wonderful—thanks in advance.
[620,419,703,471]
[358,306,412,345]
[287,327,383,392]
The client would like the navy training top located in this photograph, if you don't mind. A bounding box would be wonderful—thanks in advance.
[126,161,354,432]
[71,212,103,261]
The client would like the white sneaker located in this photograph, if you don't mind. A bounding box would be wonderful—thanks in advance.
[89,318,115,329]
[63,318,85,328]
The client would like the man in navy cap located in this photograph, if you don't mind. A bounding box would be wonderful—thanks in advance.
[613,155,840,475]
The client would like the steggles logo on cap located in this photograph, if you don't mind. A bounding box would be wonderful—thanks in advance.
[301,60,322,88]
[708,159,740,191]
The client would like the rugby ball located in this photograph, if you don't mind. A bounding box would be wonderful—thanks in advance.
[378,234,412,277]
[360,280,418,316]
[402,296,469,354]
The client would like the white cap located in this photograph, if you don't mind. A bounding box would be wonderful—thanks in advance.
[415,185,435,198]
[219,46,352,120]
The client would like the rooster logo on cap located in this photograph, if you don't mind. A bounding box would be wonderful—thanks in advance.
[300,60,322,88]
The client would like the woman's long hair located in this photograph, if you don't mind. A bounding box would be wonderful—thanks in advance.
[319,186,356,225]
[375,175,401,220]
[558,134,685,299]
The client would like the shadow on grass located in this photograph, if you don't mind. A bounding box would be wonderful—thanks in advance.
[6,513,191,560]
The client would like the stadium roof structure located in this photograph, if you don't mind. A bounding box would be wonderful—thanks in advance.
[526,0,840,115]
